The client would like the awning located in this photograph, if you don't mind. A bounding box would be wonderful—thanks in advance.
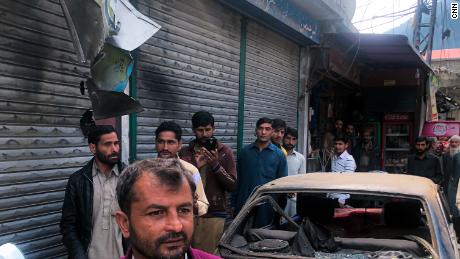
[421,121,460,137]
[324,33,433,73]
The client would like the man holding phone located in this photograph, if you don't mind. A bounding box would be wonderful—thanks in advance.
[179,111,237,253]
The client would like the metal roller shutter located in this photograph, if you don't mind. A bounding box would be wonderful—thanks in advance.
[243,21,300,145]
[0,0,90,258]
[134,0,241,159]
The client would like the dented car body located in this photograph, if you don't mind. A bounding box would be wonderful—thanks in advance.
[219,173,459,258]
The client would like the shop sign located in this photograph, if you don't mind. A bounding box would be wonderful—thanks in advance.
[422,121,460,137]
[383,80,396,86]
[384,113,410,121]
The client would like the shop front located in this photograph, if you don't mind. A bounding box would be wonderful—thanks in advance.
[308,33,432,173]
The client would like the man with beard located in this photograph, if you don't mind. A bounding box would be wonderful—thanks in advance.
[155,121,209,217]
[353,130,380,172]
[445,136,460,223]
[271,118,288,156]
[334,119,345,138]
[344,124,357,155]
[232,117,287,226]
[116,158,220,259]
[282,127,306,217]
[60,125,127,259]
[443,135,460,195]
[178,111,236,253]
[406,136,443,184]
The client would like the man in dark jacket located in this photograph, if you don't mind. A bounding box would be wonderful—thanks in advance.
[406,136,443,184]
[60,125,127,259]
[179,111,237,253]
[353,130,380,172]
[443,135,460,196]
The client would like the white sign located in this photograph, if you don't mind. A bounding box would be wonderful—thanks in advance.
[452,2,458,19]
[433,123,448,136]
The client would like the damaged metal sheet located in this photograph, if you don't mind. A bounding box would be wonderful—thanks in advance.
[62,0,161,62]
[106,0,161,51]
[60,0,106,63]
[86,79,143,119]
[61,0,160,118]
[91,44,134,92]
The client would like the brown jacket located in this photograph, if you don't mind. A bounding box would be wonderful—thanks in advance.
[179,139,236,216]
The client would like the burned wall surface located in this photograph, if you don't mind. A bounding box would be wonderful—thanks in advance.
[134,0,242,158]
[0,0,90,258]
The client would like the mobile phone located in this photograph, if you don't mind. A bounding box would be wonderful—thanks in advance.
[203,137,217,151]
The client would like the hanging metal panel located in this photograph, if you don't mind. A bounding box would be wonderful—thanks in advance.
[135,0,241,159]
[0,0,90,258]
[243,20,300,145]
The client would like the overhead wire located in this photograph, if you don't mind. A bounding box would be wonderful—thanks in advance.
[359,11,416,31]
[352,4,417,24]
[353,0,418,33]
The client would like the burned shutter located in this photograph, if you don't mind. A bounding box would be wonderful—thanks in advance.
[0,0,90,258]
[134,0,241,159]
[243,21,300,145]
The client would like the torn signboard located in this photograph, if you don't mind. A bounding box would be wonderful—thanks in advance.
[61,0,161,119]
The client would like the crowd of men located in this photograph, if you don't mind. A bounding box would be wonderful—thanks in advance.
[319,119,460,233]
[60,112,306,259]
[59,110,460,258]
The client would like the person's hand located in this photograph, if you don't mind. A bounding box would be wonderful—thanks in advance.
[287,193,296,199]
[201,147,219,168]
[194,152,207,169]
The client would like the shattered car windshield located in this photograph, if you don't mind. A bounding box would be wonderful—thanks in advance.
[221,192,435,259]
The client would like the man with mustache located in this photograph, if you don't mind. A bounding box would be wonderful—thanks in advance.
[443,135,460,196]
[271,119,288,156]
[179,111,236,253]
[282,127,306,217]
[60,125,127,259]
[406,136,443,184]
[116,158,220,259]
[155,121,209,216]
[232,117,288,227]
[445,136,460,224]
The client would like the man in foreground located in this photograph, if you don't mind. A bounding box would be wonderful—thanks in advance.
[115,158,220,259]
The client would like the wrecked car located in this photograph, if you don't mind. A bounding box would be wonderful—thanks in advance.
[219,173,459,258]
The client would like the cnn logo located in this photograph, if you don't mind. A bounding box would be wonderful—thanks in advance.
[453,2,459,19]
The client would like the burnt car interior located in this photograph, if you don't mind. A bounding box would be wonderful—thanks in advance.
[220,192,436,258]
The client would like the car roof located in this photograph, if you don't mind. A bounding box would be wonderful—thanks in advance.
[258,173,439,201]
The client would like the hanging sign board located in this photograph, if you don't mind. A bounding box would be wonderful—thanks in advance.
[421,121,460,137]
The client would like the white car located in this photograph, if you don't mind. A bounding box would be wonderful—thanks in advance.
[219,173,459,258]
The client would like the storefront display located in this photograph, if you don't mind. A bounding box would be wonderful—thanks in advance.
[382,113,413,173]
